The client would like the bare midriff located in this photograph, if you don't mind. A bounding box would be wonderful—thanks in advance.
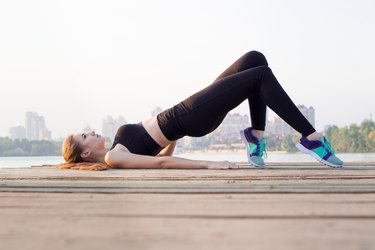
[141,116,173,147]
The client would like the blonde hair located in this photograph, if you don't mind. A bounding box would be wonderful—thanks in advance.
[62,134,84,163]
[59,134,110,171]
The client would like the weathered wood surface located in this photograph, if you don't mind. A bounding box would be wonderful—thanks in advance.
[1,162,375,250]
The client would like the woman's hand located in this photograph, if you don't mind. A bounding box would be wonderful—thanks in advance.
[207,161,239,170]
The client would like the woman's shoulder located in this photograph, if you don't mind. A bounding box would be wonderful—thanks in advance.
[110,143,130,152]
[105,144,130,167]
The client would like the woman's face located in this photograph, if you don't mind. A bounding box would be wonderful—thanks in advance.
[73,131,106,155]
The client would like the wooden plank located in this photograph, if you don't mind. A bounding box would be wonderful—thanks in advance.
[1,163,375,249]
[2,164,375,194]
[1,192,375,250]
[2,180,375,194]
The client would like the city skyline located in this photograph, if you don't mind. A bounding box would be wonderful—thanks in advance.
[6,105,322,141]
[9,112,52,141]
[4,106,372,140]
[0,0,374,138]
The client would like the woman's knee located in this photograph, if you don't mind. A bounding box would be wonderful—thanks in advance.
[246,50,264,57]
[253,65,273,78]
[243,50,268,66]
[258,65,272,73]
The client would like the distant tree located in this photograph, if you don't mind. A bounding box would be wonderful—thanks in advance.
[0,137,13,156]
[348,124,363,152]
[325,119,375,153]
[266,135,282,151]
[0,137,61,156]
[30,140,56,156]
[281,134,298,152]
[360,119,375,152]
[368,129,375,152]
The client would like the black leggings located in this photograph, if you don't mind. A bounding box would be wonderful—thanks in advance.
[157,51,316,140]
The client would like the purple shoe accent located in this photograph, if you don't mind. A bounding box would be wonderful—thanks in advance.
[300,137,323,150]
[300,136,332,160]
[323,151,332,161]
[296,136,343,168]
[243,127,265,157]
[244,127,259,144]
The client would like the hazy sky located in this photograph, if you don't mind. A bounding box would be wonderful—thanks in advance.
[0,0,374,139]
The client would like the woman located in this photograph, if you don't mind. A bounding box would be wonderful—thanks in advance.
[61,50,343,171]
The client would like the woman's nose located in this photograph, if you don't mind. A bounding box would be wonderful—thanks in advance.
[91,131,95,135]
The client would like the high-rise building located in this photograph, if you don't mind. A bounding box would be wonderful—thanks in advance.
[266,116,293,136]
[25,112,51,141]
[266,105,315,136]
[297,105,315,128]
[209,113,250,144]
[25,112,38,140]
[180,113,249,149]
[151,106,163,117]
[9,125,26,141]
[102,115,127,141]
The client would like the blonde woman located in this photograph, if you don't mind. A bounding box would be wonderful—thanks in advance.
[61,51,343,171]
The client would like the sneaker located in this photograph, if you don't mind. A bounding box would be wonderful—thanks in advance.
[240,127,267,167]
[296,136,344,168]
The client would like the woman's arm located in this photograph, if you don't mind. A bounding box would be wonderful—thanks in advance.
[157,141,177,157]
[105,146,238,170]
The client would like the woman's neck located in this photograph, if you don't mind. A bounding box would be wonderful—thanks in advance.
[90,148,110,163]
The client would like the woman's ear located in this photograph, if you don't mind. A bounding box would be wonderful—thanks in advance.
[80,149,91,160]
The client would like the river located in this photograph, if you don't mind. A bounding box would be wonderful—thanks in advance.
[0,152,374,169]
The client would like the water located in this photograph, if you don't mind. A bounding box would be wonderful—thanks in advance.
[0,153,374,169]
[0,156,64,169]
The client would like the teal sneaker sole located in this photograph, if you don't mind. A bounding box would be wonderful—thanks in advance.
[296,143,343,168]
[240,130,264,168]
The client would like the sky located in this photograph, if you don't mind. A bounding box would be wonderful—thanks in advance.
[0,0,374,139]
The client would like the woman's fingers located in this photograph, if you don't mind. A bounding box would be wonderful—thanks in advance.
[224,161,239,169]
[208,161,239,170]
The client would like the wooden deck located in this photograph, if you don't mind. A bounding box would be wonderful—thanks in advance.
[1,162,375,250]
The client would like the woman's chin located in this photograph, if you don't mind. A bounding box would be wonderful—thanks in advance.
[100,137,106,147]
